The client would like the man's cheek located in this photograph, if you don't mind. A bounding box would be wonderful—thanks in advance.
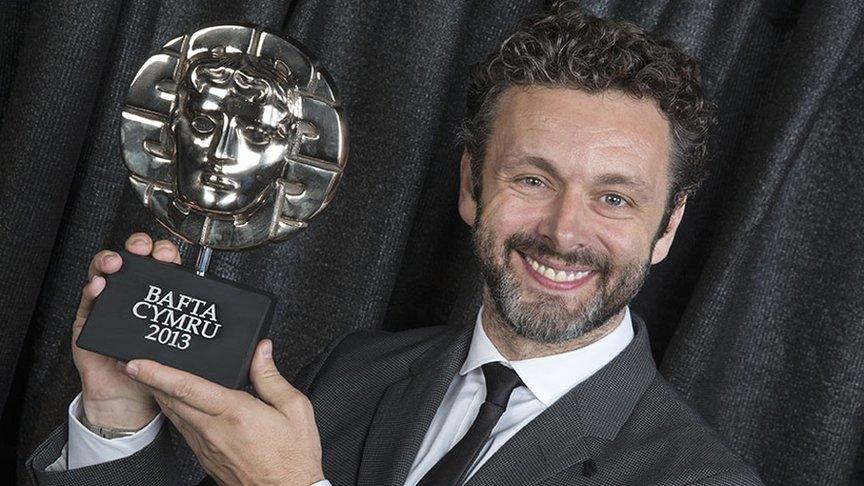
[595,224,646,263]
[495,201,544,236]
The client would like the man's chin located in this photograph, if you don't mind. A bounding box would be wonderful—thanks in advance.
[492,296,594,344]
[499,272,635,339]
[500,316,589,344]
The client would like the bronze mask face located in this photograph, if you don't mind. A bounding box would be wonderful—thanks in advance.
[121,26,347,250]
[173,56,298,214]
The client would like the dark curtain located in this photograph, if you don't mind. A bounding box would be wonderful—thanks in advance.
[0,0,861,484]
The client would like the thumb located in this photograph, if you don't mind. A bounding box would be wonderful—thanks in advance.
[250,339,303,415]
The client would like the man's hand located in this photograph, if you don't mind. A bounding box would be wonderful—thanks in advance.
[74,233,181,430]
[124,339,325,486]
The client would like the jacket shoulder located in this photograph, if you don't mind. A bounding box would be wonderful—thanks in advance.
[312,325,450,384]
[606,375,763,484]
[297,324,456,482]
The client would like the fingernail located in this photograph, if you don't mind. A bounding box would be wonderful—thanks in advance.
[125,362,139,378]
[103,253,117,264]
[262,340,272,359]
[132,237,147,246]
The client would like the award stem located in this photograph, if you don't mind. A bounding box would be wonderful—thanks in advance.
[195,246,213,277]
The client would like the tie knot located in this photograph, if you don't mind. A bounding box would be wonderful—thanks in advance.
[481,362,524,407]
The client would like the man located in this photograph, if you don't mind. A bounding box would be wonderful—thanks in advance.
[27,4,763,485]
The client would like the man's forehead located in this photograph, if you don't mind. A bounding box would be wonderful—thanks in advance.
[488,87,671,178]
[496,87,668,142]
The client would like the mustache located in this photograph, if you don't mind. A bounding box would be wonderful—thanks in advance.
[504,233,611,272]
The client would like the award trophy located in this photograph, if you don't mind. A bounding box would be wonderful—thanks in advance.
[76,25,347,389]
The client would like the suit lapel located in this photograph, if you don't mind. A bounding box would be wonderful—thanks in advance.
[467,315,658,486]
[465,394,606,486]
[357,317,475,486]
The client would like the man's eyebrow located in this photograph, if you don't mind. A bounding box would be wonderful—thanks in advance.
[594,173,651,192]
[503,154,564,179]
[502,155,654,194]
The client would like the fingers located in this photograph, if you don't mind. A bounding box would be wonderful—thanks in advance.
[151,239,181,264]
[250,340,305,416]
[78,251,123,321]
[86,234,179,278]
[154,397,219,474]
[87,250,122,280]
[125,232,153,256]
[151,388,208,431]
[75,275,108,322]
[125,233,181,264]
[126,359,229,416]
[80,234,146,320]
[77,233,178,323]
[158,405,232,486]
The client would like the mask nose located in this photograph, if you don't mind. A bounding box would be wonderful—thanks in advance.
[213,115,238,161]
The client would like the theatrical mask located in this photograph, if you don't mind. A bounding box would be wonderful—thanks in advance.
[121,25,347,250]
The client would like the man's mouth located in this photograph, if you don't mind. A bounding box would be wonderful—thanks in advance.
[519,252,594,290]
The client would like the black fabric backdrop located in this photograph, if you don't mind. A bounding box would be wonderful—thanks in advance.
[0,0,862,484]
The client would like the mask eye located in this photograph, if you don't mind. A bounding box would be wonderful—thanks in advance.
[191,115,215,134]
[242,126,272,145]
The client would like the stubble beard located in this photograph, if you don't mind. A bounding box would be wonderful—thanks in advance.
[473,215,652,344]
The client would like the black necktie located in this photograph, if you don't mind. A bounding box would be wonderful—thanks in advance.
[417,362,524,486]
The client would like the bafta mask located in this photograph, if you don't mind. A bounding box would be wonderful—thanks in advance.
[121,25,347,250]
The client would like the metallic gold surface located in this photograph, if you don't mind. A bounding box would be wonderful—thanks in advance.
[121,25,348,250]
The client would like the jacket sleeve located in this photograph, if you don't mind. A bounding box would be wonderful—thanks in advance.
[26,420,180,486]
[26,331,355,486]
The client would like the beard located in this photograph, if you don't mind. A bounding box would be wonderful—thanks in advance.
[473,216,651,344]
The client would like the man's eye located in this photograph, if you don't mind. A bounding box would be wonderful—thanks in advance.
[242,126,272,145]
[518,177,546,188]
[601,194,627,207]
[191,115,215,134]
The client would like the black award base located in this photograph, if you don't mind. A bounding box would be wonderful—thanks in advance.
[76,251,274,389]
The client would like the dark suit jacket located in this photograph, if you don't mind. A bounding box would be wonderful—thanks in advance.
[27,313,764,485]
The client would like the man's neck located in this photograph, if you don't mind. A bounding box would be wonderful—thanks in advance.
[481,303,626,361]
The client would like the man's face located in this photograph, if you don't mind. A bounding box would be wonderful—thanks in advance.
[459,87,686,343]
[173,74,294,214]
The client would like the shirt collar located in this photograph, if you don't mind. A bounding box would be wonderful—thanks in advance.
[459,306,635,406]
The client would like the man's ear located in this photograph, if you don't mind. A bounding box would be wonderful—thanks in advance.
[458,150,478,227]
[650,197,687,265]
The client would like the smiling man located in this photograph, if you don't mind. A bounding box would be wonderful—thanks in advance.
[468,87,679,360]
[28,4,763,486]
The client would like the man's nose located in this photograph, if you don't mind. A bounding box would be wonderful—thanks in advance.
[213,115,239,161]
[537,192,591,253]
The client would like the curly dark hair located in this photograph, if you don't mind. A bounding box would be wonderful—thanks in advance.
[462,2,714,223]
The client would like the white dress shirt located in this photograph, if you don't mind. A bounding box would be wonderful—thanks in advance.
[403,307,633,484]
[47,393,164,471]
[49,307,633,486]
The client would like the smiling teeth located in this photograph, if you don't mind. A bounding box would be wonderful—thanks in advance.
[524,255,590,283]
